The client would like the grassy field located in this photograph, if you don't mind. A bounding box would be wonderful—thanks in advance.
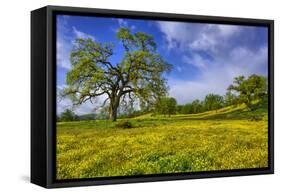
[56,104,268,179]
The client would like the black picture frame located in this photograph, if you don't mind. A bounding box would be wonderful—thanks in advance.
[31,5,274,188]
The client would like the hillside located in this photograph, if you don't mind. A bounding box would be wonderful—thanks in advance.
[56,103,268,179]
[133,103,267,121]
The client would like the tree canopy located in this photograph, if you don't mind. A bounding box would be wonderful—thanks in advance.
[174,74,267,115]
[227,74,267,109]
[155,97,177,116]
[62,27,172,121]
[204,94,224,111]
[59,109,78,122]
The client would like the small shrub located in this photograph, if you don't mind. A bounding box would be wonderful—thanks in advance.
[249,115,262,121]
[115,120,133,128]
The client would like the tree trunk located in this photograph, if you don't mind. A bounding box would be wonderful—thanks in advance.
[109,105,118,121]
[109,96,120,121]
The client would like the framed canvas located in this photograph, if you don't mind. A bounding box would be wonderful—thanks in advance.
[31,5,274,188]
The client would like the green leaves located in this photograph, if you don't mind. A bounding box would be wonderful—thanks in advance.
[227,74,267,109]
[155,97,177,116]
[117,28,157,52]
[204,94,224,111]
[134,32,156,52]
[59,109,78,122]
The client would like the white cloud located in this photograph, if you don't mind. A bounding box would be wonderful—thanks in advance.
[56,17,72,70]
[56,16,96,70]
[183,54,209,69]
[57,91,109,115]
[57,97,96,115]
[116,18,136,31]
[117,19,128,27]
[169,46,268,104]
[189,33,217,53]
[157,21,194,50]
[72,26,95,40]
[176,66,183,72]
[57,83,110,115]
[56,17,110,115]
[217,25,240,37]
[57,39,72,70]
[157,21,240,53]
[157,20,267,104]
[169,80,217,104]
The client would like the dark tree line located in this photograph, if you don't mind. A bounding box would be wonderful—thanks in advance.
[154,74,268,116]
[58,109,78,122]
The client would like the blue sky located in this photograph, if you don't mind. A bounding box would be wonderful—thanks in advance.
[56,15,268,115]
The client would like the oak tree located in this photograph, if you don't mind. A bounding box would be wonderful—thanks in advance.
[227,74,267,110]
[62,28,172,121]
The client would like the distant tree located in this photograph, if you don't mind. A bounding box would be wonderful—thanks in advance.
[190,99,204,113]
[182,103,192,114]
[61,27,172,121]
[166,97,177,116]
[60,109,78,122]
[176,105,183,114]
[155,97,177,116]
[204,94,224,111]
[228,74,267,110]
[224,91,239,106]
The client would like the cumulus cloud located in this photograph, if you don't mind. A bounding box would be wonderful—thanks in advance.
[117,19,128,27]
[157,21,196,50]
[158,21,240,53]
[217,25,240,37]
[56,16,99,115]
[57,85,109,115]
[56,16,95,70]
[116,18,136,30]
[182,54,210,69]
[57,16,73,70]
[57,97,96,115]
[72,26,95,40]
[169,46,268,104]
[157,20,267,104]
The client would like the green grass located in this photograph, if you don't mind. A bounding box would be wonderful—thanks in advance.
[56,104,268,179]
